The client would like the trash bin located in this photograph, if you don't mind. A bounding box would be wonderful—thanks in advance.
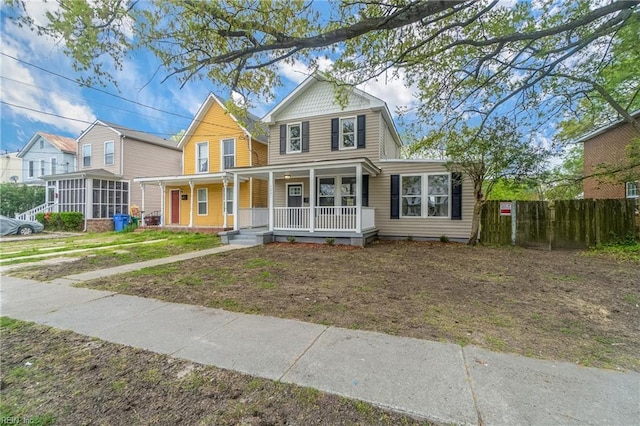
[113,214,130,232]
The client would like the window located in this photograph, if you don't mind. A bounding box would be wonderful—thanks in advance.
[196,142,208,173]
[39,160,45,176]
[51,158,57,175]
[28,160,34,178]
[341,177,356,206]
[197,188,208,215]
[626,181,639,198]
[39,139,44,149]
[287,123,301,153]
[401,174,450,218]
[82,144,91,167]
[401,176,422,217]
[90,179,128,218]
[104,141,114,165]
[340,117,356,149]
[225,187,234,215]
[222,139,235,169]
[427,174,449,217]
[318,178,335,206]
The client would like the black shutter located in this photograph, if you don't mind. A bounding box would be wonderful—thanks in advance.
[362,174,369,207]
[331,118,339,151]
[302,121,309,152]
[390,174,400,219]
[279,124,286,155]
[357,115,366,149]
[451,172,462,220]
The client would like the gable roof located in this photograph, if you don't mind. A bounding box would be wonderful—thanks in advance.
[78,120,180,151]
[178,93,268,148]
[262,72,402,147]
[575,110,640,144]
[17,132,77,158]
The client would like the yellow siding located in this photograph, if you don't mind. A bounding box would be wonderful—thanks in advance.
[182,101,253,174]
[163,182,251,228]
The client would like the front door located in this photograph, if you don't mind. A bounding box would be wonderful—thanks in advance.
[170,190,180,224]
[287,184,303,228]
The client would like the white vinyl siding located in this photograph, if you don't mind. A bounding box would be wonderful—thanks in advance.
[197,188,208,215]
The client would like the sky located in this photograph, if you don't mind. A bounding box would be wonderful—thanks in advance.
[0,1,418,155]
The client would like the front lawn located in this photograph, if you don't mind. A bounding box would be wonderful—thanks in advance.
[80,240,640,372]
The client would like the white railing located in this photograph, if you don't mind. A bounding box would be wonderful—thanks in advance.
[238,208,269,228]
[362,207,376,230]
[15,202,58,222]
[315,206,357,231]
[274,207,310,230]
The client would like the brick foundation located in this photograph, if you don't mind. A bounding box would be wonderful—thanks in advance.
[86,219,115,233]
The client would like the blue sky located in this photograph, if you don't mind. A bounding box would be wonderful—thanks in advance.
[0,2,417,155]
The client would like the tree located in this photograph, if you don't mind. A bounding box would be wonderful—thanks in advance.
[414,117,548,245]
[7,0,638,124]
[0,183,45,217]
[542,145,584,200]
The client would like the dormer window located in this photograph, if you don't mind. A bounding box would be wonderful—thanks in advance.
[287,123,301,153]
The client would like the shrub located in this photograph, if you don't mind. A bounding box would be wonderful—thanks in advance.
[440,235,450,243]
[286,235,296,243]
[325,237,335,246]
[35,212,83,231]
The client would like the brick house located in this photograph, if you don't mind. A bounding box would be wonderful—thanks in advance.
[581,111,639,206]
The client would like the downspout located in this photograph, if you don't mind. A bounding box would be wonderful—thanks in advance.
[120,135,124,176]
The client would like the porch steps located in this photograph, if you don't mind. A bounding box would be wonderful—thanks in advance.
[222,228,270,246]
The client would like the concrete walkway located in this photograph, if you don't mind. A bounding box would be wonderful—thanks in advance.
[1,247,638,425]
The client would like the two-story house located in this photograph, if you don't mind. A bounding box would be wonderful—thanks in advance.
[17,132,77,185]
[42,120,181,231]
[581,111,639,208]
[134,93,268,230]
[225,73,473,246]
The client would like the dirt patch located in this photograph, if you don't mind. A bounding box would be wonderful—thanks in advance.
[80,240,640,371]
[1,318,430,425]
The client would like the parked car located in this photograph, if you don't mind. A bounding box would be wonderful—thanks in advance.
[0,215,45,236]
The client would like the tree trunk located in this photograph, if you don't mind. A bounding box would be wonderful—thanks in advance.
[468,181,485,245]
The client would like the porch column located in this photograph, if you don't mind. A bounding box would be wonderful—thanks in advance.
[356,163,362,233]
[139,183,145,225]
[222,177,228,229]
[159,182,165,227]
[189,180,194,228]
[309,168,315,232]
[233,173,239,231]
[268,171,274,232]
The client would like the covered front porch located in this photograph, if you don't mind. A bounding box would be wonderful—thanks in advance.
[229,158,380,244]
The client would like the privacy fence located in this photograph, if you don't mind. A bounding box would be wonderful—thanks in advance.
[480,199,638,249]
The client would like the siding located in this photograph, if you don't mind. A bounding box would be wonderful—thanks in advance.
[183,102,253,174]
[371,162,474,239]
[21,135,75,182]
[124,139,181,213]
[583,121,640,199]
[268,111,382,165]
[380,119,401,160]
[77,125,122,174]
[164,182,251,227]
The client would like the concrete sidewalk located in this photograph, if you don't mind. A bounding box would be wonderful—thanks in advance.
[1,248,638,425]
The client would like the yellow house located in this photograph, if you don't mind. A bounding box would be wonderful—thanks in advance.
[134,93,267,230]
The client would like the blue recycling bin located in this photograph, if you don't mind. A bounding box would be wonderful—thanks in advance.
[113,214,130,232]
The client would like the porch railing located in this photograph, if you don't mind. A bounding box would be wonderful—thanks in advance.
[15,202,58,222]
[238,208,269,228]
[271,206,375,232]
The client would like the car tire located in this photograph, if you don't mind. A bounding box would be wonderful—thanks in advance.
[18,226,34,235]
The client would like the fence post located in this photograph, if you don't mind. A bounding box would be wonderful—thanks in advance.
[511,200,516,245]
[547,200,555,250]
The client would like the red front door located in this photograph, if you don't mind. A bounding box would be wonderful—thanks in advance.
[171,190,180,223]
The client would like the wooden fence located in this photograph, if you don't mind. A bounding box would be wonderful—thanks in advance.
[480,199,638,249]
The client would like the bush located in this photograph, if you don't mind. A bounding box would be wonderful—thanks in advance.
[325,237,335,246]
[36,212,83,231]
[440,235,450,243]
[286,235,296,243]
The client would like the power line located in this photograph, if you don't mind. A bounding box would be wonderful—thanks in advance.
[1,52,268,135]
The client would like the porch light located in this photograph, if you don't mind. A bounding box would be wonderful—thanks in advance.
[284,173,291,179]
